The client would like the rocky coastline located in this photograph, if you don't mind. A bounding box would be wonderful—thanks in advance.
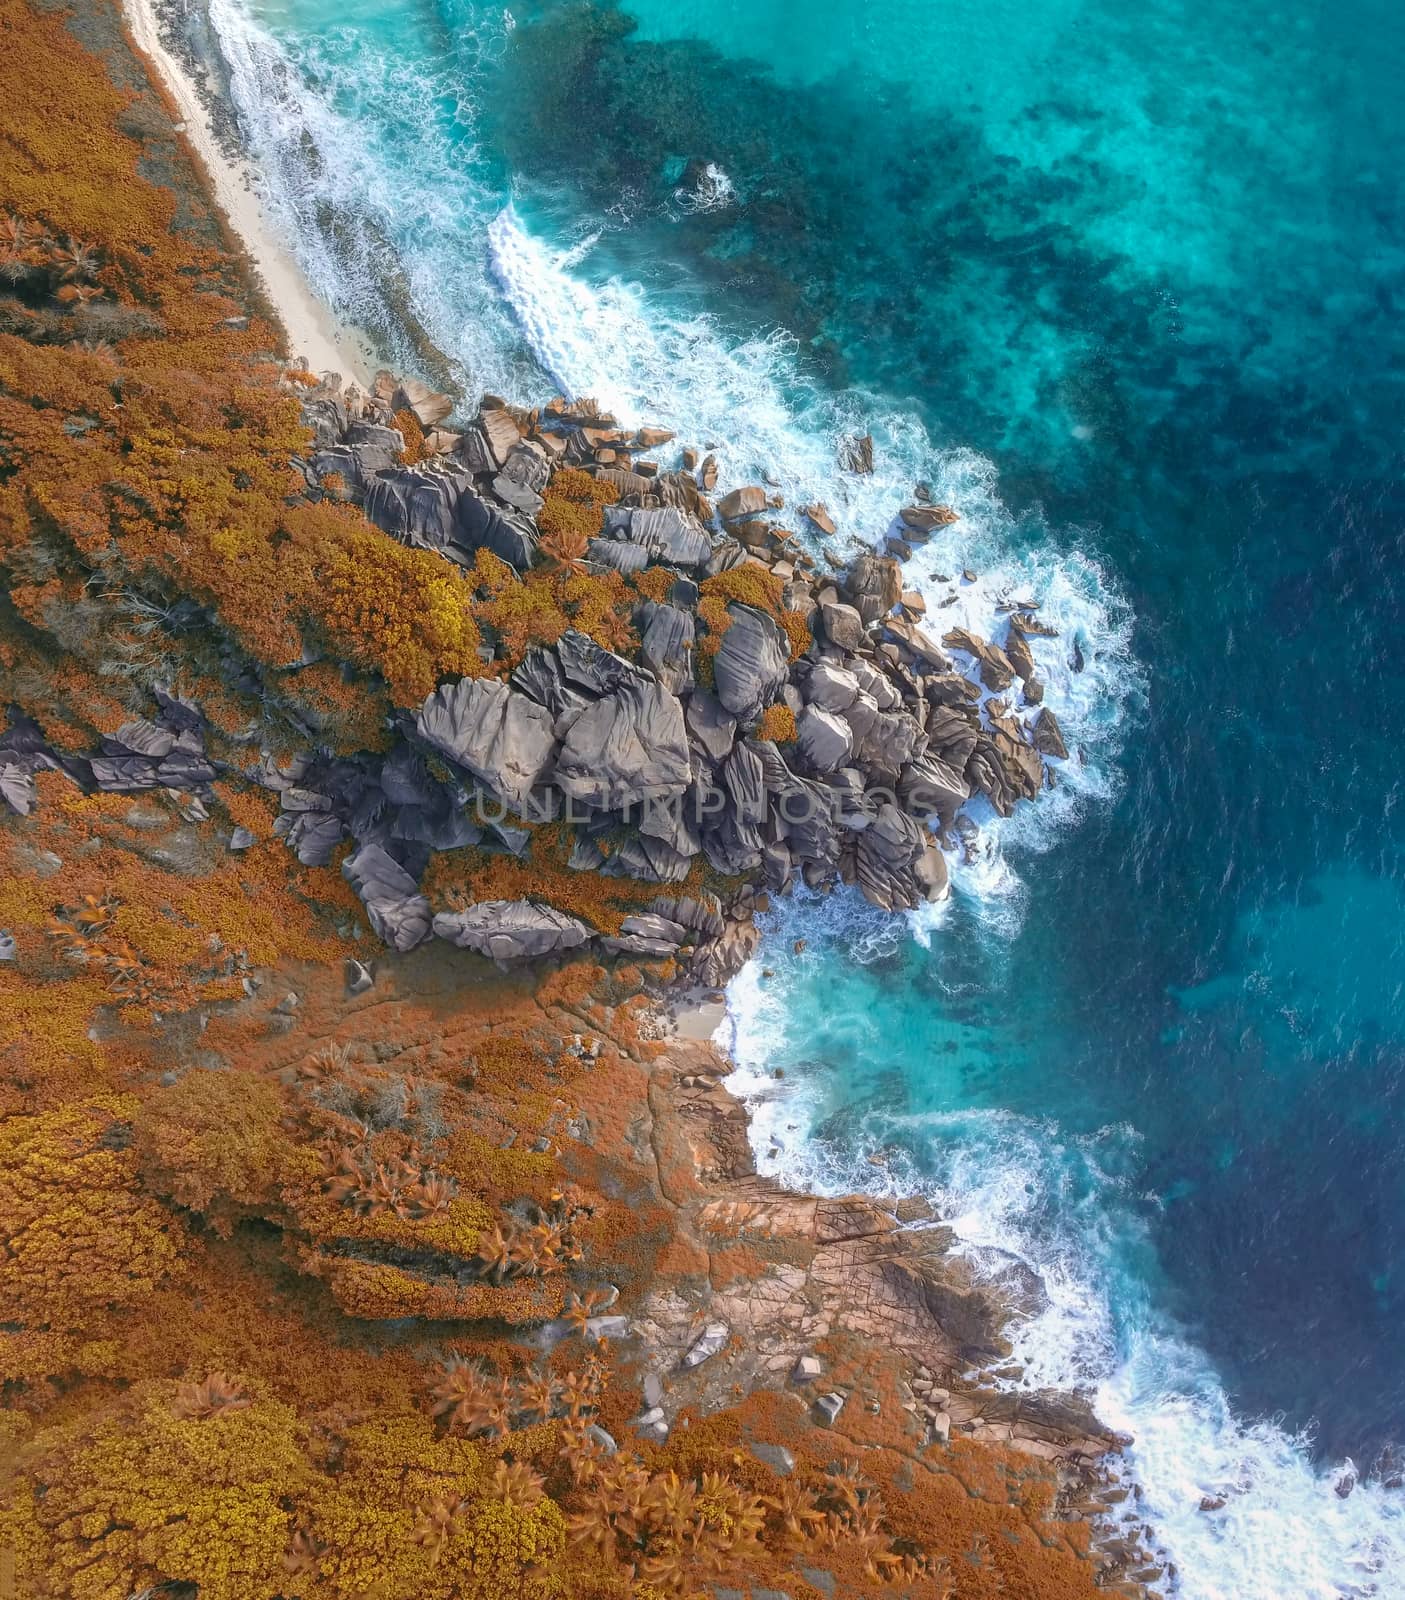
[0,0,1167,1587]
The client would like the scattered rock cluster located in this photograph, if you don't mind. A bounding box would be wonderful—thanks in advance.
[280,373,1071,973]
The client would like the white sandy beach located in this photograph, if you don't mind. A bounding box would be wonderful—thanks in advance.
[121,0,372,384]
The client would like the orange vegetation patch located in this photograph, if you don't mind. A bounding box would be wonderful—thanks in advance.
[422,823,719,937]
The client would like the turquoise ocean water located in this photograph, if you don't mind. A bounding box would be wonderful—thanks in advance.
[198,0,1405,1590]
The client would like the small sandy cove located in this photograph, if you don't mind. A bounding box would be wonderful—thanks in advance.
[122,0,371,383]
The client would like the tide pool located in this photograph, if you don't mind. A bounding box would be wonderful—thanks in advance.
[193,0,1405,1591]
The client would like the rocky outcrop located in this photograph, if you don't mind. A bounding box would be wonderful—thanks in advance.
[431,899,593,961]
[6,372,1071,980]
[342,843,433,952]
[553,678,691,811]
[415,677,556,813]
[712,604,789,721]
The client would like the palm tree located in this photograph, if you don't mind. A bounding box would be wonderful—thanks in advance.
[52,237,99,281]
[400,1171,456,1220]
[171,1371,251,1420]
[411,1495,464,1562]
[558,1369,599,1421]
[476,1220,518,1283]
[490,1459,546,1509]
[281,1528,325,1576]
[514,1368,559,1424]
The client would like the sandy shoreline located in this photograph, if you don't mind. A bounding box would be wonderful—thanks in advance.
[120,0,373,384]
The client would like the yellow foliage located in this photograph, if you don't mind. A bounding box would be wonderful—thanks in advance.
[5,1381,309,1600]
[0,1095,187,1330]
[700,568,811,658]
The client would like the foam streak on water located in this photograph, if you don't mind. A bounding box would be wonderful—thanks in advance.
[721,942,1405,1598]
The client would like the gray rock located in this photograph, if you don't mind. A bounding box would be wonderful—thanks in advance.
[837,432,874,473]
[643,1373,665,1408]
[416,678,557,813]
[280,809,345,867]
[490,473,544,517]
[681,1322,730,1368]
[227,826,256,852]
[553,679,690,811]
[586,538,650,575]
[883,615,951,670]
[480,405,523,467]
[899,753,969,828]
[450,484,536,570]
[854,803,926,911]
[0,765,36,815]
[796,705,853,773]
[600,831,694,884]
[299,394,346,447]
[685,690,738,763]
[943,626,1016,692]
[620,912,688,946]
[344,958,375,995]
[109,718,176,760]
[713,604,789,721]
[364,465,464,550]
[814,1391,847,1424]
[0,930,16,961]
[716,486,767,521]
[1033,707,1069,759]
[1004,625,1037,682]
[846,659,895,712]
[913,841,950,901]
[846,553,902,623]
[855,707,924,784]
[584,1314,632,1340]
[431,900,594,961]
[454,422,498,475]
[653,894,725,940]
[89,755,159,791]
[584,1424,617,1456]
[391,375,453,428]
[342,844,433,952]
[638,602,696,695]
[929,1411,952,1443]
[345,419,405,464]
[499,438,550,493]
[750,1442,795,1476]
[820,601,866,651]
[792,1354,822,1383]
[556,630,647,697]
[603,505,712,567]
[804,659,860,713]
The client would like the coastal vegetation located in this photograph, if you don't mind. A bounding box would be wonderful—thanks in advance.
[0,0,1142,1595]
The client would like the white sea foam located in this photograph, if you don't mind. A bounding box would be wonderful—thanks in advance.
[485,204,1143,929]
[723,960,1405,1599]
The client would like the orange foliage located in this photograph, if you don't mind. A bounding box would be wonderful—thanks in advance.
[756,702,798,742]
[0,12,1113,1599]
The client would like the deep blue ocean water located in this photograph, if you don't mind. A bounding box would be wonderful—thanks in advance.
[199,0,1405,1589]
